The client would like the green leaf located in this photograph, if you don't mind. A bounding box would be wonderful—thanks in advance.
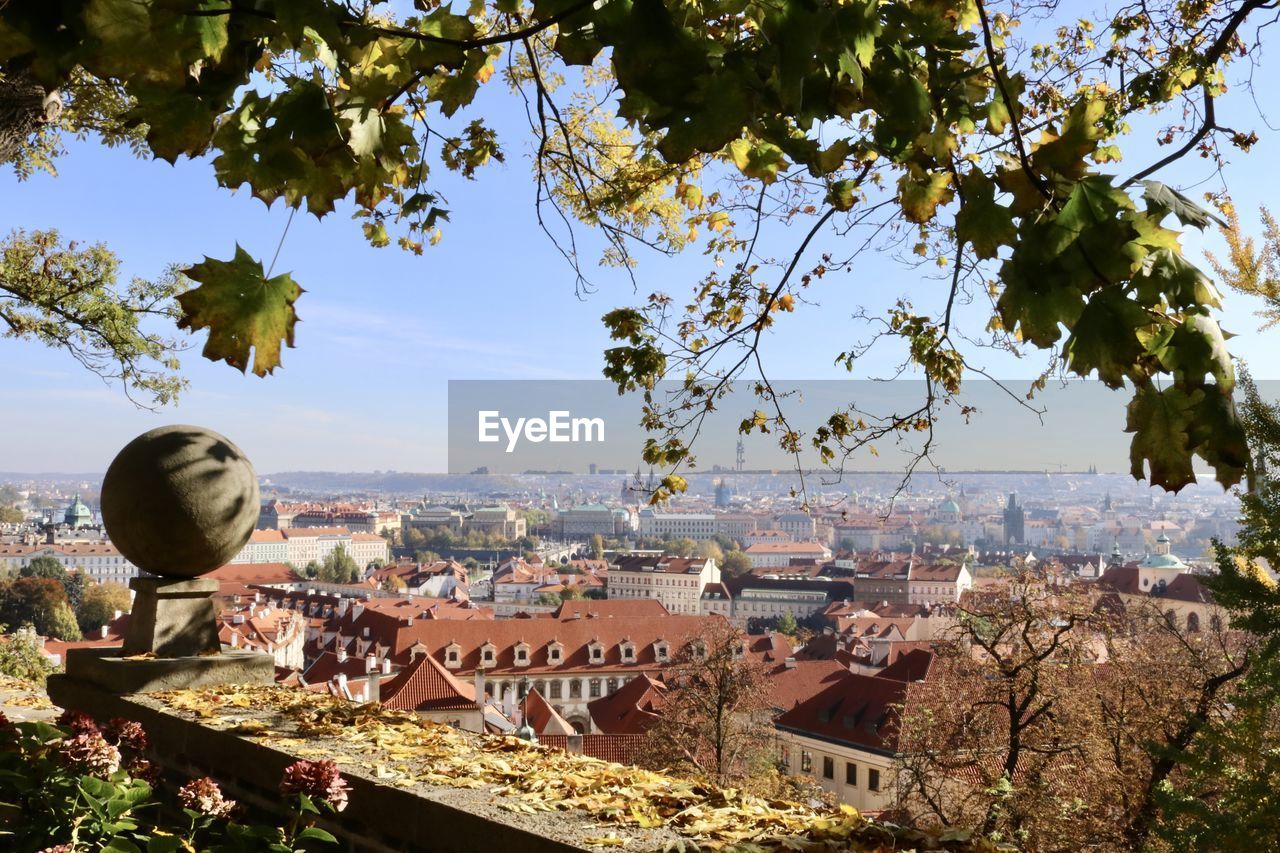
[898,168,953,223]
[1187,386,1249,489]
[1063,288,1152,388]
[1141,180,1225,230]
[1127,383,1196,492]
[727,139,788,184]
[955,171,1015,259]
[295,826,339,844]
[1133,249,1223,310]
[177,245,303,377]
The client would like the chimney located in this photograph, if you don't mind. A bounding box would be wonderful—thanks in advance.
[366,653,377,673]
[382,658,392,675]
[473,668,486,708]
[230,632,239,649]
[233,614,245,624]
[113,609,122,621]
[100,625,109,639]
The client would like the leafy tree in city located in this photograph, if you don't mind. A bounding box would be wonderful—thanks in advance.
[0,576,76,640]
[76,580,132,634]
[589,534,605,560]
[773,612,798,637]
[0,1,1272,493]
[0,624,54,683]
[696,540,724,563]
[719,550,752,579]
[316,545,360,584]
[20,559,87,613]
[638,620,774,784]
[664,538,698,558]
[0,505,22,524]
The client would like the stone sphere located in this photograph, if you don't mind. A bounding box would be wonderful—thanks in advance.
[101,425,260,578]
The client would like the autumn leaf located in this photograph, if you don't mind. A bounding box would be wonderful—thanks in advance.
[177,245,303,377]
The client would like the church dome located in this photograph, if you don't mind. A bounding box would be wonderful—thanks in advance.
[938,499,960,514]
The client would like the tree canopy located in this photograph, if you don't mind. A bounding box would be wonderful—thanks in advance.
[2,0,1275,492]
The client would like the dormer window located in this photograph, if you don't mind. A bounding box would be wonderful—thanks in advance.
[480,642,497,668]
[514,642,531,667]
[733,641,746,659]
[691,641,707,660]
[547,642,563,664]
[654,641,669,662]
[444,643,462,670]
[588,641,605,664]
[620,641,636,663]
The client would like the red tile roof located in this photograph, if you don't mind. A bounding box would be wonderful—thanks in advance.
[588,673,666,734]
[380,652,478,712]
[774,669,913,754]
[539,733,646,765]
[523,688,575,735]
[551,599,669,620]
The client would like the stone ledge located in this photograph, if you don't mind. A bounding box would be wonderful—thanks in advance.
[63,647,274,694]
[47,676,600,853]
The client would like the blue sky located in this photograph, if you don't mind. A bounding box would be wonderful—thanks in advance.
[2,46,1279,475]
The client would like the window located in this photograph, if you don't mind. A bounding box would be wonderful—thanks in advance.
[590,644,604,663]
[868,769,880,791]
[481,645,496,667]
[569,680,582,698]
[589,678,602,698]
[550,680,562,699]
[446,650,459,665]
[516,648,528,663]
[548,645,562,663]
[606,678,618,694]
[822,757,834,780]
[845,763,857,786]
[800,751,812,773]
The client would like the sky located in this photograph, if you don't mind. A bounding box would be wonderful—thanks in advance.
[2,18,1279,476]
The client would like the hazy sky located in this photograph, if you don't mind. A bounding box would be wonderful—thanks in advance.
[2,32,1279,475]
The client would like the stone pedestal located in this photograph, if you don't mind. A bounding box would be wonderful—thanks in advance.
[123,576,222,657]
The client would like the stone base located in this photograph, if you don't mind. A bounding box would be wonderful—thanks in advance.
[59,646,275,695]
[124,576,221,657]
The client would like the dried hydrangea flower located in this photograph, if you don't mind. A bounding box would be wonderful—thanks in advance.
[102,717,148,753]
[55,709,99,735]
[59,731,121,776]
[178,776,238,819]
[280,759,350,812]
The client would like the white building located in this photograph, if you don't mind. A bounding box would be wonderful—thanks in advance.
[744,541,833,568]
[637,510,717,541]
[0,541,137,585]
[607,555,721,614]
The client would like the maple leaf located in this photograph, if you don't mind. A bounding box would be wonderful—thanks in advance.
[177,246,303,377]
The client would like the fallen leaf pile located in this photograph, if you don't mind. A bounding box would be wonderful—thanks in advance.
[150,685,999,851]
[0,674,54,709]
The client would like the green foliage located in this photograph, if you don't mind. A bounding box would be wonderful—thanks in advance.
[719,550,751,578]
[0,575,78,639]
[774,612,798,637]
[0,623,55,683]
[0,715,341,852]
[0,230,185,406]
[77,581,132,634]
[1152,368,1280,846]
[178,246,302,377]
[315,545,360,584]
